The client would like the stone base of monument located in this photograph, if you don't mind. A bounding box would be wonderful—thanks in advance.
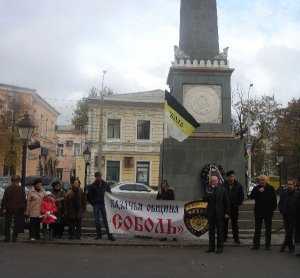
[161,136,246,201]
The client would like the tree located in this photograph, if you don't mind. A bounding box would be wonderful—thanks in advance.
[72,86,114,131]
[72,98,89,131]
[0,93,30,175]
[232,89,280,176]
[274,99,300,178]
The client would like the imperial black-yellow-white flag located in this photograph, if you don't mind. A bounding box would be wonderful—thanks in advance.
[165,91,200,142]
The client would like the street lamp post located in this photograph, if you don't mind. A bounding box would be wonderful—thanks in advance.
[97,70,107,173]
[277,156,284,188]
[16,113,35,189]
[83,147,91,192]
[246,83,254,193]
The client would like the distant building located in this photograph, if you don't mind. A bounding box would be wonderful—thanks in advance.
[86,90,164,188]
[0,83,59,177]
[55,125,86,184]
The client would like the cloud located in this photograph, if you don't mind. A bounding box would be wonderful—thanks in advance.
[0,0,299,123]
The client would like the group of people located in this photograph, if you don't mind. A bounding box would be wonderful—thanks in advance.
[1,172,115,242]
[2,170,300,257]
[205,171,300,256]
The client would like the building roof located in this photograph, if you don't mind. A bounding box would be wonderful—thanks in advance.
[56,125,86,134]
[0,83,60,116]
[88,89,165,104]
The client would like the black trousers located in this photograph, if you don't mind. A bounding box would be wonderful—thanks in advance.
[208,215,225,250]
[68,218,82,239]
[282,216,295,249]
[4,212,24,241]
[29,217,41,240]
[253,214,273,248]
[295,217,300,243]
[52,220,65,238]
[225,206,240,241]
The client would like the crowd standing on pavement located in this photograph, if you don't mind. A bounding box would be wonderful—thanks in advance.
[1,171,300,258]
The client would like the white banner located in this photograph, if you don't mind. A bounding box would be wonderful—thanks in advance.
[105,193,208,239]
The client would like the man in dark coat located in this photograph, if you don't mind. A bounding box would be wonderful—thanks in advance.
[205,175,230,254]
[1,175,26,242]
[251,175,277,250]
[295,178,300,256]
[87,172,115,241]
[224,170,244,244]
[278,179,297,253]
[64,179,86,240]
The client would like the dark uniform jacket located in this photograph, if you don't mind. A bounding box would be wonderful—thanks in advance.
[278,189,297,217]
[157,188,175,200]
[51,189,65,219]
[64,188,86,220]
[205,185,230,221]
[87,180,111,206]
[224,180,244,207]
[1,184,26,214]
[250,184,277,216]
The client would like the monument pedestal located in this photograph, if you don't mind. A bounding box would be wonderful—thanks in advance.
[161,136,245,201]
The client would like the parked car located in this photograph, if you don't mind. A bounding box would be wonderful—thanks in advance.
[111,182,157,199]
[0,177,10,202]
[0,187,4,203]
[247,182,256,198]
[25,176,55,191]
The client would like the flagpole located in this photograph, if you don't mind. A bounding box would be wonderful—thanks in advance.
[161,121,166,185]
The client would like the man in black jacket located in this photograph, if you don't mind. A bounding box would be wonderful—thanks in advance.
[251,175,277,250]
[224,170,244,244]
[205,175,230,254]
[278,179,297,253]
[295,178,300,256]
[87,172,115,241]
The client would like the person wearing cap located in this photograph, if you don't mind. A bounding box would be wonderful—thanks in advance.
[295,177,300,256]
[87,172,115,241]
[1,175,26,242]
[224,170,244,244]
[278,179,297,253]
[251,175,277,250]
[26,178,46,240]
[41,192,57,240]
[51,181,65,238]
[205,175,230,254]
[64,178,86,240]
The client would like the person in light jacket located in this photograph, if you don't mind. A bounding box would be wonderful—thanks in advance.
[26,178,46,240]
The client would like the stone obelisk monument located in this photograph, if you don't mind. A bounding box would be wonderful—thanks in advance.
[162,0,245,200]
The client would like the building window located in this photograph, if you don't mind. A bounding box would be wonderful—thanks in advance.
[74,143,81,156]
[136,161,150,185]
[57,144,64,157]
[137,120,150,140]
[66,140,73,147]
[107,119,121,140]
[56,168,63,180]
[106,161,120,182]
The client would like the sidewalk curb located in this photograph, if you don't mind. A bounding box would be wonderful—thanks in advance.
[16,240,283,248]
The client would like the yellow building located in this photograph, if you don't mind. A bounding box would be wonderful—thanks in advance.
[55,125,86,184]
[0,83,59,177]
[86,90,164,188]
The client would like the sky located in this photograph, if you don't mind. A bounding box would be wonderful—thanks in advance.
[0,0,300,123]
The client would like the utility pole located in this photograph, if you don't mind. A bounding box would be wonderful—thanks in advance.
[247,83,254,193]
[97,70,107,173]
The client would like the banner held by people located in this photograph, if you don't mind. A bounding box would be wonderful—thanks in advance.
[105,193,208,239]
[164,91,200,142]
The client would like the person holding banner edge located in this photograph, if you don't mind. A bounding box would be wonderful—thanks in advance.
[87,172,115,241]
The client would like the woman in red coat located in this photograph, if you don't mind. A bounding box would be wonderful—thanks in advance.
[41,192,57,240]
